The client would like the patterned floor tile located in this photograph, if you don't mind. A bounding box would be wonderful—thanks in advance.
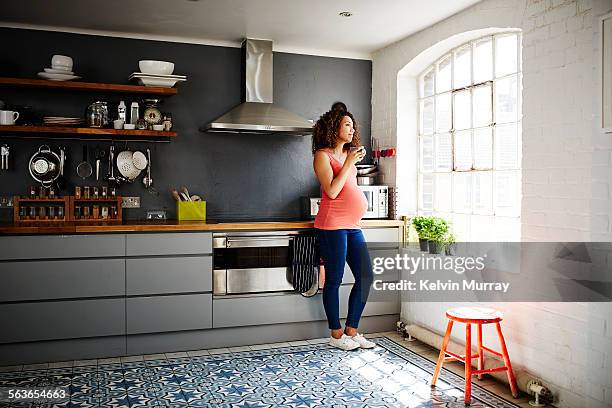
[0,336,524,407]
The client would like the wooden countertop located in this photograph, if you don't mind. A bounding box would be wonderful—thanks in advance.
[0,219,405,235]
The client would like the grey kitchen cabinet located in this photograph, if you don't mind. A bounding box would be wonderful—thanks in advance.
[126,232,212,256]
[362,227,401,244]
[0,298,125,343]
[126,293,212,334]
[126,256,212,295]
[212,284,399,328]
[0,259,125,302]
[0,234,125,261]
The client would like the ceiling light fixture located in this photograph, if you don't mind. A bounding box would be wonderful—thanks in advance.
[338,11,353,17]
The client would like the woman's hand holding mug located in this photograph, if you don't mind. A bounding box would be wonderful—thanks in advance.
[346,146,366,165]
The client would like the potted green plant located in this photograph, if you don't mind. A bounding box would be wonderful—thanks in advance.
[412,216,432,251]
[427,217,449,254]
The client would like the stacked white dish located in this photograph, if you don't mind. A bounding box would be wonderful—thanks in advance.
[43,116,84,126]
[37,54,81,81]
[128,60,186,88]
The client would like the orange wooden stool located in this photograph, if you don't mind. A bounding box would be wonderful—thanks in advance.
[431,307,519,405]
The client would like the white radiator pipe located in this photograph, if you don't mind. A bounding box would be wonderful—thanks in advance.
[406,323,553,403]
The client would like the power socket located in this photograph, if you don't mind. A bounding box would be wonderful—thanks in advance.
[122,196,141,208]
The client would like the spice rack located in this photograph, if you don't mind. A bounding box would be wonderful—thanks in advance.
[69,196,122,222]
[13,195,70,222]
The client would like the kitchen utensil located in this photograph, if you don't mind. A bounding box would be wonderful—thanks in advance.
[76,145,92,179]
[181,186,192,201]
[96,159,100,181]
[138,60,175,75]
[107,145,116,182]
[171,189,182,201]
[132,150,148,170]
[28,145,61,187]
[179,191,190,201]
[190,195,202,201]
[0,145,8,170]
[117,150,141,179]
[142,148,153,188]
[356,164,377,175]
[44,67,75,75]
[357,174,378,185]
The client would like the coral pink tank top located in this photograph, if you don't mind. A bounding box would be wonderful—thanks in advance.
[314,149,368,230]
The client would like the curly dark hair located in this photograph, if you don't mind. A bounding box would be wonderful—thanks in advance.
[312,102,360,154]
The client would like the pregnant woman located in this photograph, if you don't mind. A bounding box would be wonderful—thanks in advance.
[312,102,375,351]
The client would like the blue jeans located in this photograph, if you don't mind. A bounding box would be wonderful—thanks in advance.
[315,228,374,330]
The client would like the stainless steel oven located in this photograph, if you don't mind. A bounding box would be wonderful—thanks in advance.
[213,230,308,295]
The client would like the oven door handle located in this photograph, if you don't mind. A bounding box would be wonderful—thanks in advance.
[225,237,292,248]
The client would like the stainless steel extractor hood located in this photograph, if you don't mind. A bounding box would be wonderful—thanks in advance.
[202,39,313,135]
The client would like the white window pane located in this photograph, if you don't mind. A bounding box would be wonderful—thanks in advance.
[451,213,470,241]
[473,172,493,215]
[494,216,521,242]
[454,130,472,171]
[473,127,493,169]
[494,124,519,169]
[495,34,518,77]
[474,38,493,83]
[453,172,472,213]
[420,135,434,172]
[419,174,434,211]
[421,97,434,135]
[454,45,471,88]
[453,90,471,130]
[470,215,496,241]
[494,170,520,217]
[495,75,518,124]
[421,68,435,97]
[473,84,492,127]
[436,55,452,93]
[436,93,452,133]
[434,133,452,172]
[435,173,452,212]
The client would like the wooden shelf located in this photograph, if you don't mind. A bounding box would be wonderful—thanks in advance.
[0,125,176,138]
[73,197,120,202]
[0,77,178,95]
[16,197,67,202]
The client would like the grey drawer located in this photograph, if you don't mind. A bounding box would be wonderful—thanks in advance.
[127,256,212,295]
[213,284,399,329]
[127,294,212,334]
[0,259,125,302]
[362,227,400,243]
[0,298,125,343]
[126,233,212,256]
[0,234,125,261]
[213,292,327,328]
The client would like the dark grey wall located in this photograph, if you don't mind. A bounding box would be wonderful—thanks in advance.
[0,28,372,221]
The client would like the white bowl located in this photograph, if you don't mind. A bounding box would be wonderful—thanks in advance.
[123,124,136,130]
[51,55,73,70]
[152,124,164,131]
[139,60,174,75]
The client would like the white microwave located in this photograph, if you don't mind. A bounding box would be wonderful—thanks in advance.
[302,185,388,219]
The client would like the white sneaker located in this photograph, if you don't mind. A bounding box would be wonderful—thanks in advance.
[329,334,360,351]
[351,333,376,349]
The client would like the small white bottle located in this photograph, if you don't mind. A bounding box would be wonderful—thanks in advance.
[130,102,139,125]
[118,101,126,122]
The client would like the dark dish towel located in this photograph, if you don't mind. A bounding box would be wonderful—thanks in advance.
[291,234,319,296]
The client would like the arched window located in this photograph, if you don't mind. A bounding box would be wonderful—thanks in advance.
[417,32,522,240]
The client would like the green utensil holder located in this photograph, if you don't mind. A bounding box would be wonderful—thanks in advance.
[177,201,206,221]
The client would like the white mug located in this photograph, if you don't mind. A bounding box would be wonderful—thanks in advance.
[0,110,19,125]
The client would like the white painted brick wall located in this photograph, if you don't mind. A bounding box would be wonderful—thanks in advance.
[372,0,612,406]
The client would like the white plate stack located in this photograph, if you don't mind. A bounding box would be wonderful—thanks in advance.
[37,55,81,81]
[128,60,186,88]
[43,116,84,126]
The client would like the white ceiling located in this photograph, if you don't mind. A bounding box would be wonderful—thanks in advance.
[1,0,482,60]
